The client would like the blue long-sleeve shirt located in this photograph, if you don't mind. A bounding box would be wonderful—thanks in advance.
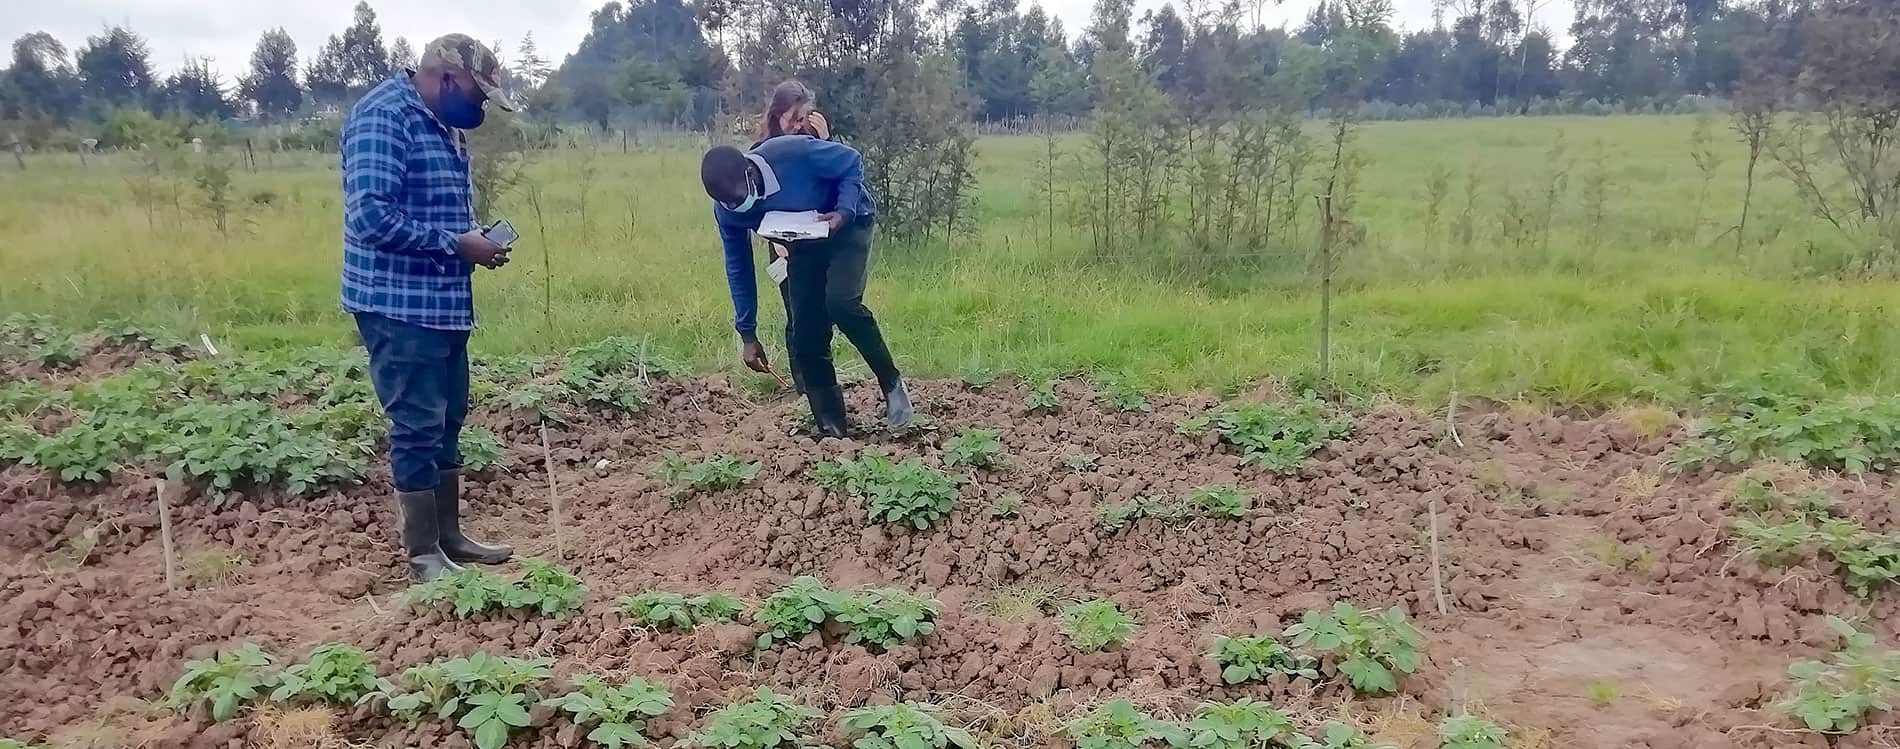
[714,135,878,339]
[339,75,478,330]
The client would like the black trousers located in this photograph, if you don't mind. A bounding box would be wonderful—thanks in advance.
[780,220,901,398]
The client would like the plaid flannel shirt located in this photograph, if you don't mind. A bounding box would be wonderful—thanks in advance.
[339,75,477,331]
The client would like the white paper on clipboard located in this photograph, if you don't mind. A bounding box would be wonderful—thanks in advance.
[758,210,830,242]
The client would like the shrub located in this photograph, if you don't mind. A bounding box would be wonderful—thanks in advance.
[541,674,673,749]
[1061,600,1136,652]
[684,688,821,748]
[840,702,977,749]
[1284,602,1424,695]
[169,643,279,722]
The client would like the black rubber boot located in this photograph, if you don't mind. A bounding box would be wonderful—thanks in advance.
[883,379,914,429]
[436,469,513,565]
[810,386,849,439]
[399,489,457,582]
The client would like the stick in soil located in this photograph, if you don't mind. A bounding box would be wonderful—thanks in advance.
[541,422,565,559]
[157,479,177,591]
[1446,388,1466,448]
[1430,496,1448,617]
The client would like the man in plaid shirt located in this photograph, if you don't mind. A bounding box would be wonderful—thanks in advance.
[341,34,518,582]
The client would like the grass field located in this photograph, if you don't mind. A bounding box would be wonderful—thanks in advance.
[2,114,1895,407]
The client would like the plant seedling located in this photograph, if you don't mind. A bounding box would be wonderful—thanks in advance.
[989,494,1024,518]
[1062,699,1183,749]
[169,642,279,722]
[541,674,673,749]
[1097,501,1142,533]
[618,591,697,630]
[1210,635,1319,684]
[653,452,761,498]
[943,428,1006,470]
[684,687,822,749]
[1061,599,1136,652]
[1439,715,1508,749]
[402,559,586,619]
[271,644,382,706]
[372,653,553,749]
[1186,485,1249,518]
[183,548,251,587]
[814,454,960,529]
[1063,453,1100,472]
[837,588,941,651]
[1777,616,1900,733]
[1176,414,1215,437]
[1283,602,1424,695]
[1584,681,1620,706]
[1093,375,1152,413]
[460,428,507,472]
[1213,400,1350,472]
[959,367,1001,390]
[840,701,977,749]
[1290,722,1392,749]
[502,558,588,617]
[754,576,849,649]
[1179,699,1296,749]
[1025,380,1062,415]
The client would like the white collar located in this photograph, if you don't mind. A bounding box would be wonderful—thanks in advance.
[744,153,781,198]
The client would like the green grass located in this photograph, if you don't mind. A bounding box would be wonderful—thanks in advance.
[3,116,1896,406]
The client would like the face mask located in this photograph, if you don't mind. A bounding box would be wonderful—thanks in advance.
[722,191,759,213]
[438,75,486,129]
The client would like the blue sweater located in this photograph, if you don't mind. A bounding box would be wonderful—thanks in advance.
[714,135,877,339]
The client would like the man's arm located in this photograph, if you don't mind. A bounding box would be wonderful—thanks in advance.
[719,220,760,341]
[342,107,459,256]
[805,139,871,222]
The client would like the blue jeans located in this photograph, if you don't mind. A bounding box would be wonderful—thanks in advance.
[354,313,469,492]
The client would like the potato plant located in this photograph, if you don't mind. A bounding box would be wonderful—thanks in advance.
[1210,400,1350,472]
[1062,699,1183,749]
[1186,485,1249,518]
[1179,699,1296,749]
[1283,602,1424,695]
[459,428,507,472]
[1674,391,1900,473]
[1292,723,1393,749]
[168,642,278,722]
[402,560,587,619]
[959,366,1000,390]
[370,652,553,749]
[840,702,977,749]
[1025,379,1062,414]
[617,591,744,630]
[1092,375,1152,413]
[1777,616,1900,733]
[653,451,762,499]
[1210,635,1318,684]
[942,428,1006,470]
[541,674,674,749]
[0,739,40,749]
[1061,600,1136,652]
[684,687,822,749]
[814,454,960,529]
[270,643,382,706]
[837,588,941,651]
[754,576,850,649]
[1438,716,1507,749]
[1729,486,1900,596]
[988,494,1024,518]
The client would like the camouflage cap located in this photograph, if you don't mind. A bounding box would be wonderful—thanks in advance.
[420,34,518,111]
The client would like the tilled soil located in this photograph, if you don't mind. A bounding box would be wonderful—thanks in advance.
[2,376,1896,749]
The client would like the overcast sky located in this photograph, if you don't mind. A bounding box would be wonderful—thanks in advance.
[5,0,1575,81]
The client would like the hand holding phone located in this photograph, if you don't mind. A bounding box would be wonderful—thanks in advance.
[483,219,518,248]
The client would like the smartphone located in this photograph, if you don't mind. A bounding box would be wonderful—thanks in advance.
[483,219,518,248]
